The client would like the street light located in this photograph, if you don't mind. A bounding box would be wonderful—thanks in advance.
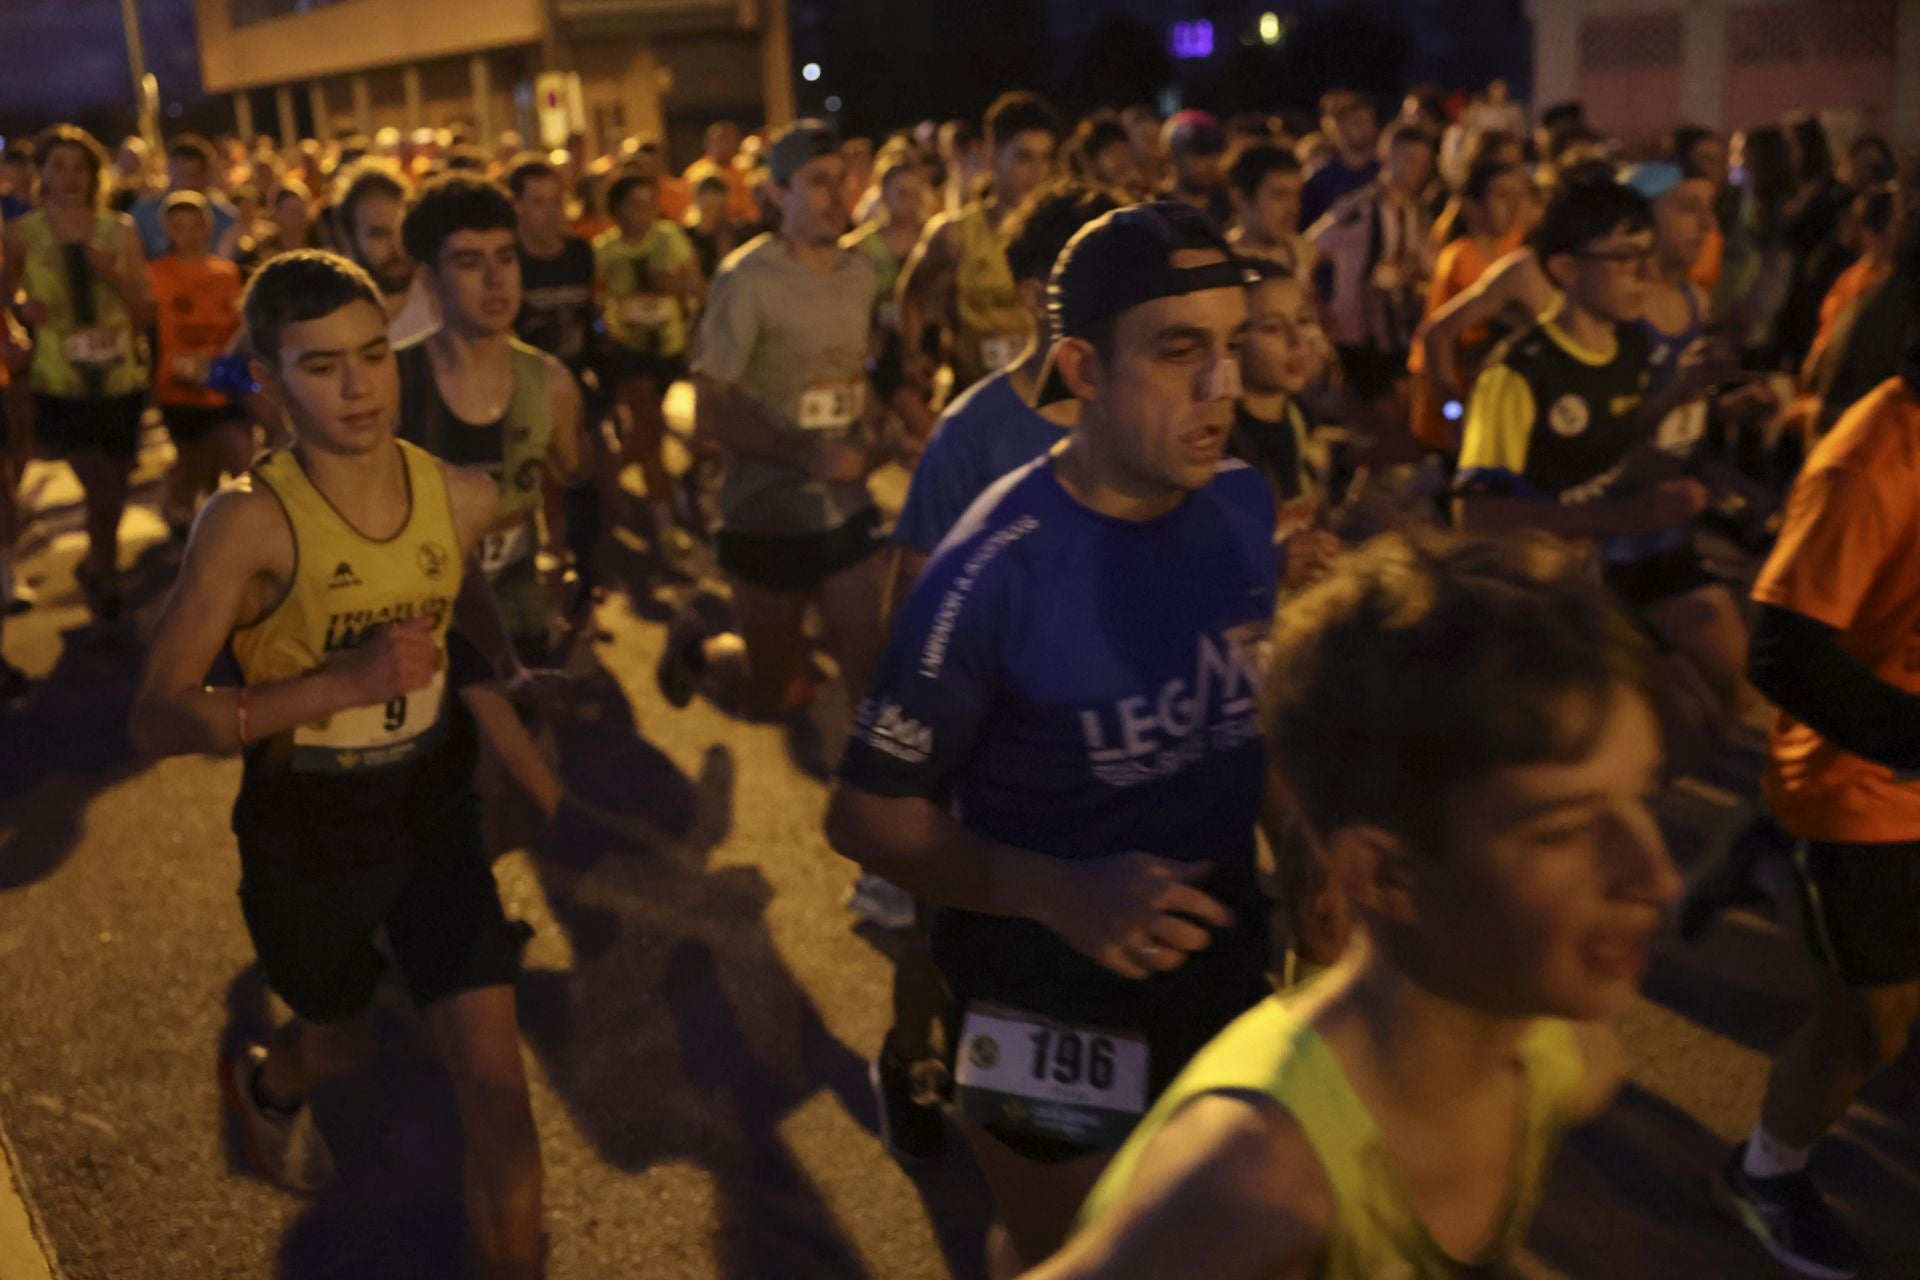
[802,62,822,82]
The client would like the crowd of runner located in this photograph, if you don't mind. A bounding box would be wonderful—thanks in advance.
[0,78,1915,1279]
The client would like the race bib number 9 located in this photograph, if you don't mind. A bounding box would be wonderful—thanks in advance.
[620,295,672,329]
[797,380,864,433]
[980,333,1022,374]
[290,669,445,773]
[478,523,534,578]
[64,328,130,367]
[953,1004,1150,1150]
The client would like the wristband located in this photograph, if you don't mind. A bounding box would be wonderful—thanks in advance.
[236,686,253,746]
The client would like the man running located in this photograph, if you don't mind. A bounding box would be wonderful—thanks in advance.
[128,251,543,1279]
[1710,281,1920,1280]
[1299,91,1381,229]
[826,203,1272,1275]
[396,174,588,665]
[1158,111,1230,224]
[332,163,438,343]
[1029,528,1678,1280]
[1224,143,1315,280]
[900,92,1061,403]
[0,125,152,622]
[654,120,888,721]
[130,134,237,263]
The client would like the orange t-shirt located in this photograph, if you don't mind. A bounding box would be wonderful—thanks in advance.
[1691,222,1723,295]
[683,157,757,224]
[1754,377,1920,843]
[1408,236,1496,451]
[150,255,243,409]
[1808,257,1891,368]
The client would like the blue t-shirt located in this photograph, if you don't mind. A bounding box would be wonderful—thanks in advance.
[0,195,31,225]
[839,456,1279,1034]
[132,189,237,262]
[892,370,1065,553]
[1301,157,1382,231]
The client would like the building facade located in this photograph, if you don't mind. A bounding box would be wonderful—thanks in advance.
[1528,0,1920,147]
[191,0,794,167]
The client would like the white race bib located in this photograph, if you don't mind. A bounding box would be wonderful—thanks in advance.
[619,295,672,329]
[796,379,864,433]
[478,523,534,578]
[64,328,130,367]
[953,1004,1150,1149]
[170,354,212,387]
[290,669,446,773]
[980,333,1022,374]
[1654,402,1708,456]
[875,300,902,332]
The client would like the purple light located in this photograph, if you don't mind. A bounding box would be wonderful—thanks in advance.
[1169,20,1214,60]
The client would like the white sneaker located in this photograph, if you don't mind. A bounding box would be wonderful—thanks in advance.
[218,1043,335,1193]
[846,874,917,931]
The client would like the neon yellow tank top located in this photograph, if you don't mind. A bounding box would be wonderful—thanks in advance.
[232,440,463,773]
[18,209,148,398]
[951,202,1032,391]
[1075,997,1588,1278]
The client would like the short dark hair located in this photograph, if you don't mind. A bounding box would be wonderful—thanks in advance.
[167,133,215,167]
[1003,181,1122,284]
[243,250,383,365]
[1381,120,1436,154]
[331,163,408,243]
[506,157,561,199]
[32,124,107,200]
[1531,177,1651,261]
[401,172,517,266]
[1264,527,1650,848]
[984,91,1061,153]
[2,139,35,165]
[1540,100,1586,132]
[1670,124,1714,175]
[606,173,657,217]
[1228,142,1300,199]
[693,174,730,197]
[1066,113,1129,181]
[1856,184,1898,236]
[1463,157,1523,205]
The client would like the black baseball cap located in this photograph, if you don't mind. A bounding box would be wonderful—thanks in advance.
[769,119,838,185]
[1037,201,1254,405]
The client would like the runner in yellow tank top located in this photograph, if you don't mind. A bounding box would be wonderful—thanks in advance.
[900,91,1061,403]
[1027,530,1681,1280]
[129,252,548,1280]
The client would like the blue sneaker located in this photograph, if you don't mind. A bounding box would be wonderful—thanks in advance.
[1711,1143,1863,1279]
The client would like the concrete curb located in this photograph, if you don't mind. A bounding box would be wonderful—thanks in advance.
[0,1108,60,1280]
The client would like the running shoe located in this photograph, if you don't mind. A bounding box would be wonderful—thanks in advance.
[655,609,706,710]
[870,1045,947,1162]
[1710,1142,1863,1279]
[846,873,916,931]
[217,1043,335,1193]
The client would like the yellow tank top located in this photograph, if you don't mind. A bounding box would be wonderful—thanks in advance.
[1075,997,1588,1278]
[951,202,1032,392]
[233,440,463,773]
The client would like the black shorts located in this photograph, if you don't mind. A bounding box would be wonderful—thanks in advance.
[1335,344,1410,402]
[33,393,144,462]
[600,344,686,393]
[1796,839,1920,986]
[1605,544,1719,610]
[716,506,884,594]
[160,403,238,447]
[230,721,519,1025]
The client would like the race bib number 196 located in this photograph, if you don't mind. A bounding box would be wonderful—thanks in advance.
[797,380,863,432]
[953,1005,1150,1149]
[64,328,130,367]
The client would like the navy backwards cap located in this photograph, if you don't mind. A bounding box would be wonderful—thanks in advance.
[769,119,838,186]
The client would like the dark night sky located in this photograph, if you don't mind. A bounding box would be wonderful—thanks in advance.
[0,0,204,122]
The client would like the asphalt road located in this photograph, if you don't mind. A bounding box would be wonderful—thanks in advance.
[0,441,1916,1280]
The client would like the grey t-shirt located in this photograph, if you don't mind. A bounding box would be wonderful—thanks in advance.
[691,233,878,535]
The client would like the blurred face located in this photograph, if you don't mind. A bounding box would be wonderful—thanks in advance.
[1068,248,1250,494]
[168,152,210,193]
[1332,105,1378,158]
[261,299,398,456]
[1654,178,1715,272]
[1174,148,1226,196]
[1551,223,1653,323]
[0,158,31,197]
[515,173,568,243]
[615,182,659,238]
[1244,168,1303,239]
[996,129,1056,206]
[1688,135,1729,190]
[349,194,413,295]
[38,143,95,206]
[1844,140,1895,188]
[1241,275,1326,397]
[883,168,930,226]
[1091,140,1138,192]
[696,187,729,227]
[273,191,310,239]
[707,123,741,163]
[1384,139,1434,195]
[1397,685,1678,1019]
[165,208,211,256]
[428,228,521,335]
[780,153,850,245]
[1480,169,1529,238]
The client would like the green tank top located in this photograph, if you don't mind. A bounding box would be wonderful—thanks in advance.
[950,201,1031,392]
[18,209,148,398]
[1075,997,1588,1279]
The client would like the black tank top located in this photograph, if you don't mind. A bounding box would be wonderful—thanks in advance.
[514,237,596,371]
